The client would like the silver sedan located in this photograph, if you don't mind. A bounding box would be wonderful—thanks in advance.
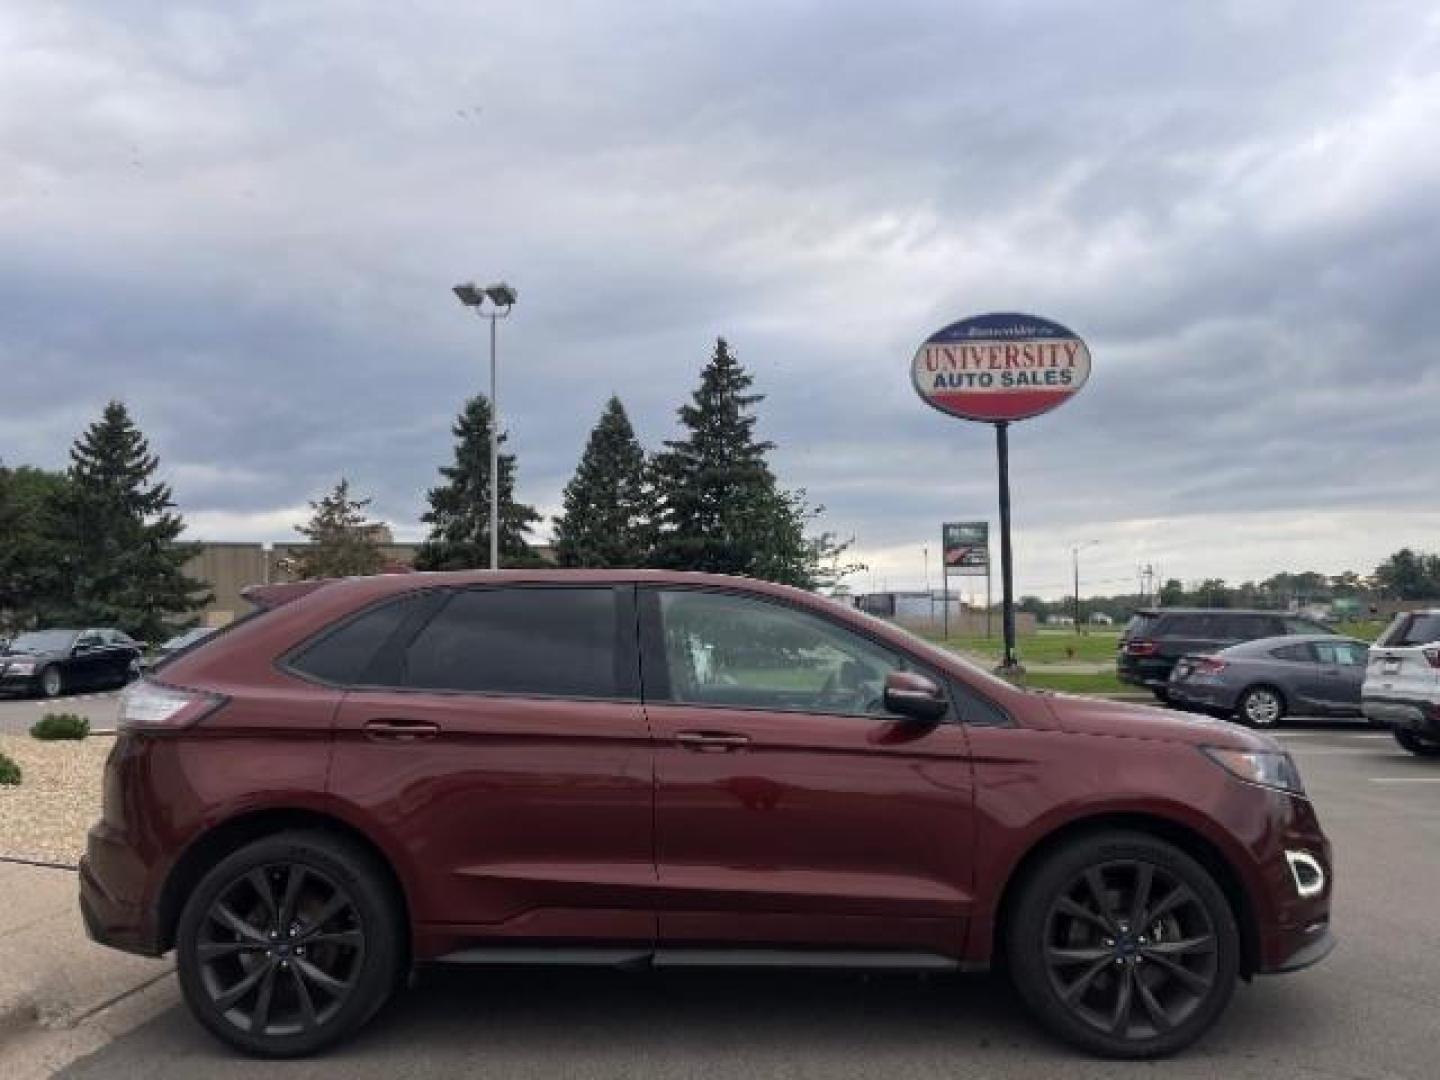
[1166,633,1369,727]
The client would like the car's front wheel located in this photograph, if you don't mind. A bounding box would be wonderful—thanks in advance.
[1006,830,1240,1058]
[176,831,402,1058]
[1394,729,1440,757]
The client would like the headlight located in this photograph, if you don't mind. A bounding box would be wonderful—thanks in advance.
[6,660,35,675]
[1201,746,1305,795]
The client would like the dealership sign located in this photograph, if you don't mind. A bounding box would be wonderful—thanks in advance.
[911,312,1091,423]
[943,521,988,578]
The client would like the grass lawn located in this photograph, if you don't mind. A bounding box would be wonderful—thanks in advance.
[1007,670,1130,695]
[919,629,1122,665]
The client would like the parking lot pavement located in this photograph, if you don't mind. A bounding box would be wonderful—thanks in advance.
[0,694,120,736]
[30,720,1440,1080]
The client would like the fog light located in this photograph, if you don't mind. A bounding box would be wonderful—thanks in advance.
[1285,850,1326,899]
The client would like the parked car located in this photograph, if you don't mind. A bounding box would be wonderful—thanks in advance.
[0,627,143,698]
[1362,609,1440,756]
[142,626,217,670]
[1167,634,1369,726]
[1118,608,1335,701]
[82,571,1333,1060]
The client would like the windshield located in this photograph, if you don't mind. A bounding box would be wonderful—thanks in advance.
[6,629,77,653]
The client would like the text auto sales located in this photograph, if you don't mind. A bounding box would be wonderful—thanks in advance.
[920,339,1083,390]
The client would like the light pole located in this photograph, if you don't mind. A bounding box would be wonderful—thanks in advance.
[1069,540,1099,633]
[452,281,517,571]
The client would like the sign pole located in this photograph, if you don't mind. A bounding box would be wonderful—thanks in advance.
[995,421,1019,671]
[942,568,950,640]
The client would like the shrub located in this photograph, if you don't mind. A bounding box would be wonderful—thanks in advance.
[0,751,20,786]
[30,712,90,741]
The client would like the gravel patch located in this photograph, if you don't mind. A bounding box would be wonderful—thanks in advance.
[0,735,112,865]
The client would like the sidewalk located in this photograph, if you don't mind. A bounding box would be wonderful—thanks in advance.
[0,860,173,1069]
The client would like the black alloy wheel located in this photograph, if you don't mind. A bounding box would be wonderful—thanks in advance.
[1008,832,1239,1058]
[177,832,400,1057]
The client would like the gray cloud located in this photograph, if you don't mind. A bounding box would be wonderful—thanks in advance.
[2,0,1438,596]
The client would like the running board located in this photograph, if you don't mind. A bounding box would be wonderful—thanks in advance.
[434,947,963,972]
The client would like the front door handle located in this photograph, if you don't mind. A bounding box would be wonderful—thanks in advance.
[363,718,441,742]
[675,731,751,752]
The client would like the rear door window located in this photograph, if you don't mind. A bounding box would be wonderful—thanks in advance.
[401,587,623,699]
[1314,641,1367,666]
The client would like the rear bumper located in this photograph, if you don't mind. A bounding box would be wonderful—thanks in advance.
[79,823,165,957]
[1167,679,1237,713]
[1362,695,1440,736]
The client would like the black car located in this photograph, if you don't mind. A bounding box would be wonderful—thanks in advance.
[0,627,144,698]
[1117,608,1335,701]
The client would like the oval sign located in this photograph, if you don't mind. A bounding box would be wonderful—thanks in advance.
[911,311,1091,423]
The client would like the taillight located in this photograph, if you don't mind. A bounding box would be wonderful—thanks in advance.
[1424,648,1440,670]
[1126,640,1158,657]
[116,679,224,732]
[1193,657,1228,675]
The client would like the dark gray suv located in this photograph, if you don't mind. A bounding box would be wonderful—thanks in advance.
[1117,608,1335,701]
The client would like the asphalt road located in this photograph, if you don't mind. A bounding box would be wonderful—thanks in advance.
[0,691,121,735]
[42,721,1440,1080]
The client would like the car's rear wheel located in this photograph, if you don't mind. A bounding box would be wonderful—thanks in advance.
[38,665,63,699]
[1394,730,1440,757]
[1007,831,1239,1059]
[177,831,402,1058]
[1236,686,1284,728]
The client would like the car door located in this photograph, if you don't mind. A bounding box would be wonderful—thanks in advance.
[1311,639,1367,710]
[70,630,106,689]
[641,586,976,957]
[326,584,655,945]
[1268,641,1326,712]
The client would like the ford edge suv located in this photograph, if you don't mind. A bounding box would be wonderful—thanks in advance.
[81,571,1334,1059]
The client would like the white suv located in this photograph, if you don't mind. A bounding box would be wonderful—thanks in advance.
[1363,609,1440,756]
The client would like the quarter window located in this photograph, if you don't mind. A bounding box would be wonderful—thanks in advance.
[653,590,909,717]
[401,587,620,698]
[290,593,429,685]
[1269,643,1313,663]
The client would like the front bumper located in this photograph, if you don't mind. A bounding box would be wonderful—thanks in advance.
[0,669,39,694]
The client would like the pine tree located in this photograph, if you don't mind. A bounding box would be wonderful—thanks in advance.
[553,396,651,567]
[58,401,208,640]
[0,464,72,631]
[285,478,386,580]
[415,395,541,570]
[650,338,826,586]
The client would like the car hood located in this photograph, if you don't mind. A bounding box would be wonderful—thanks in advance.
[1041,693,1275,751]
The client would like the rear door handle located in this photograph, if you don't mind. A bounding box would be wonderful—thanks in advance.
[675,731,750,752]
[363,718,441,742]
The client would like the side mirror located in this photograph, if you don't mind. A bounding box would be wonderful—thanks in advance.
[883,670,948,723]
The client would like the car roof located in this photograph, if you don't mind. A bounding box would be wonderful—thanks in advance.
[1131,608,1296,617]
[1218,634,1359,655]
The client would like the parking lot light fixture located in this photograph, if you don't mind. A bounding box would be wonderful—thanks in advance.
[452,280,518,571]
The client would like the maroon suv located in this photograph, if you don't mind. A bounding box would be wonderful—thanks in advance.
[81,571,1333,1059]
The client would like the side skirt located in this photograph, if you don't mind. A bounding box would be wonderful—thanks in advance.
[432,947,983,973]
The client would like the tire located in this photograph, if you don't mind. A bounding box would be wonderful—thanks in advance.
[176,831,402,1058]
[1006,830,1240,1059]
[1394,729,1440,757]
[1235,686,1285,728]
[38,665,63,699]
[1150,688,1171,705]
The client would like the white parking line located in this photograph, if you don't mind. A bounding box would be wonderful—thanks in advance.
[1370,778,1440,784]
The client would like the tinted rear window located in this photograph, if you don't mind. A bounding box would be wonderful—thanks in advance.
[1123,614,1158,639]
[289,593,428,685]
[1385,613,1440,647]
[401,587,620,698]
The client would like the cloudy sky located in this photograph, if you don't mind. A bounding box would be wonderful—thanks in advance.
[3,0,1439,599]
